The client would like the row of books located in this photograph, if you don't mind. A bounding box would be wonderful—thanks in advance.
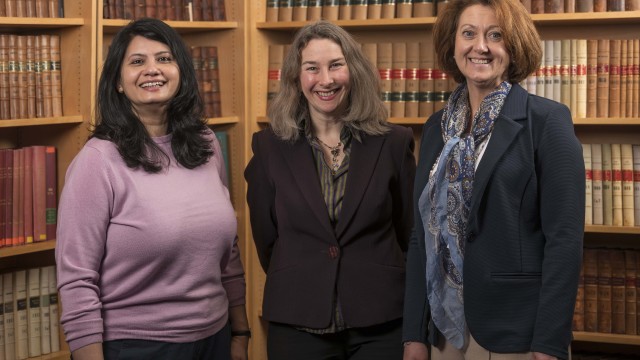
[268,41,458,119]
[103,0,226,21]
[523,39,640,120]
[1,266,60,359]
[0,0,63,18]
[523,0,640,13]
[0,146,57,249]
[0,34,64,121]
[191,46,222,119]
[574,247,640,335]
[582,143,640,227]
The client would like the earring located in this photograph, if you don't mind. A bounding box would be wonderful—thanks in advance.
[117,86,123,93]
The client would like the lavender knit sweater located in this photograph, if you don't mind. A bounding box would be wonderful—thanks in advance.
[55,131,245,352]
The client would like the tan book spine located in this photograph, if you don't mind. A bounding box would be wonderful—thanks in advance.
[39,265,51,354]
[39,34,53,118]
[266,0,279,21]
[611,143,623,226]
[377,42,392,114]
[413,0,434,17]
[592,144,603,225]
[16,0,26,17]
[35,0,48,18]
[570,39,577,116]
[621,143,635,226]
[47,0,57,17]
[381,0,395,18]
[624,249,638,335]
[544,40,554,101]
[9,34,19,119]
[396,0,412,18]
[553,40,562,103]
[26,35,35,119]
[47,265,60,352]
[627,0,640,10]
[267,44,284,113]
[626,40,634,118]
[0,34,9,120]
[292,0,308,21]
[418,40,434,118]
[352,0,367,19]
[433,68,448,113]
[602,143,613,226]
[620,40,628,118]
[27,267,41,357]
[596,39,610,118]
[537,40,546,98]
[544,0,563,13]
[583,144,593,225]
[405,42,419,118]
[531,0,544,13]
[339,0,353,20]
[586,39,598,118]
[34,35,44,118]
[307,0,322,20]
[594,0,607,11]
[15,269,29,359]
[361,43,377,68]
[278,0,293,21]
[573,260,585,331]
[576,0,594,11]
[5,0,16,17]
[520,0,531,13]
[576,39,587,119]
[565,0,575,12]
[611,249,626,334]
[634,39,640,118]
[17,35,28,119]
[436,0,449,15]
[26,0,36,17]
[607,0,625,11]
[390,42,406,118]
[560,39,572,109]
[583,248,599,332]
[50,35,62,117]
[597,248,613,333]
[367,0,382,19]
[322,0,339,21]
[609,39,621,118]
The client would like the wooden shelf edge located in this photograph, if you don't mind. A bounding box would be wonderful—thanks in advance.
[207,116,239,125]
[257,17,436,30]
[585,225,640,234]
[0,17,84,27]
[573,331,640,345]
[574,118,640,126]
[0,115,84,128]
[0,240,56,258]
[102,19,238,33]
[532,10,640,25]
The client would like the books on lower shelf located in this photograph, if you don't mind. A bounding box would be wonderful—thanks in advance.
[103,0,226,21]
[0,146,57,249]
[191,45,221,119]
[1,266,59,359]
[0,0,63,17]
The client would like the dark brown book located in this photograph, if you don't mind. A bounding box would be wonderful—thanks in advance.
[192,0,203,21]
[594,0,607,11]
[413,0,434,17]
[8,34,19,119]
[0,34,10,120]
[565,0,575,12]
[123,0,135,19]
[381,0,395,18]
[17,35,28,119]
[576,0,593,11]
[175,0,184,20]
[26,35,35,119]
[607,0,625,11]
[584,248,599,332]
[624,249,637,335]
[531,0,544,13]
[609,39,621,118]
[163,0,175,20]
[104,0,113,18]
[45,146,56,241]
[22,146,33,245]
[49,35,62,117]
[6,0,16,17]
[199,47,214,117]
[145,0,157,18]
[212,0,225,20]
[32,146,46,242]
[611,249,626,334]
[156,0,166,19]
[627,0,640,10]
[519,0,531,12]
[574,259,585,331]
[597,249,612,333]
[201,0,212,21]
[596,39,609,118]
[16,0,26,17]
[26,0,36,17]
[205,47,221,117]
[544,0,563,13]
[34,35,44,118]
[0,0,5,16]
[47,0,57,17]
[39,34,53,118]
[134,0,145,19]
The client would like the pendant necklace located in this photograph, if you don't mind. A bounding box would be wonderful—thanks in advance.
[315,137,342,174]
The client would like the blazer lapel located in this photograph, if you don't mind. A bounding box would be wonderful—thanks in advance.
[280,138,336,238]
[335,134,385,238]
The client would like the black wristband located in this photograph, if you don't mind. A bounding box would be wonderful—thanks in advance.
[231,329,252,338]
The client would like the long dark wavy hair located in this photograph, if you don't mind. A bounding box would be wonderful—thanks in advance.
[93,17,213,173]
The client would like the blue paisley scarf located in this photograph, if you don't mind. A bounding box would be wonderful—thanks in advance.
[418,81,511,349]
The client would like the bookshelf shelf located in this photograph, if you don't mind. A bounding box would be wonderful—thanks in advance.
[0,17,84,29]
[0,241,56,259]
[574,118,640,126]
[532,10,640,26]
[0,116,84,128]
[257,17,436,31]
[207,116,240,126]
[573,332,640,345]
[584,225,640,234]
[101,19,238,34]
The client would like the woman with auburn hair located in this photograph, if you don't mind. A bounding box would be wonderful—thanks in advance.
[245,20,416,360]
[402,1,584,360]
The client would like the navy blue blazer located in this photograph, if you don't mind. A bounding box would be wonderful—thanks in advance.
[402,84,584,359]
[245,124,416,329]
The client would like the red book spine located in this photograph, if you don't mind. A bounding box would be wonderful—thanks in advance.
[23,146,33,244]
[5,149,13,246]
[32,146,46,242]
[0,149,5,247]
[45,146,56,241]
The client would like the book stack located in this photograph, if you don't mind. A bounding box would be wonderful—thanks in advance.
[0,146,57,248]
[582,143,640,227]
[1,266,60,359]
[191,45,221,118]
[266,0,445,21]
[522,0,640,13]
[0,0,63,17]
[103,0,226,21]
[574,247,640,336]
[0,34,63,121]
[523,38,640,120]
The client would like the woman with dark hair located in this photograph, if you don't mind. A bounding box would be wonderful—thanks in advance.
[56,18,249,360]
[245,20,416,360]
[402,1,584,359]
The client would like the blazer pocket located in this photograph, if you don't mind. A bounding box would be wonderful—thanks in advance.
[490,272,541,280]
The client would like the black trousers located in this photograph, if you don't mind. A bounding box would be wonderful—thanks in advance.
[267,318,403,360]
[102,322,231,360]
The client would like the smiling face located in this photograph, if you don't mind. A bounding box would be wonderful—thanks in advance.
[118,35,180,115]
[455,4,510,95]
[299,38,351,123]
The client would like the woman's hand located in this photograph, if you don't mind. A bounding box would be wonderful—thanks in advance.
[403,342,429,360]
[231,335,249,360]
[532,352,557,360]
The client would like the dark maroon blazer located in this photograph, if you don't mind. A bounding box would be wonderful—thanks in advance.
[245,124,416,329]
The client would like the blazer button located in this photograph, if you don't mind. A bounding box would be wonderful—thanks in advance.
[328,246,340,260]
[467,232,476,242]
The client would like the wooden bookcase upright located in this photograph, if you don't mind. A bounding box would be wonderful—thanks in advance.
[246,5,640,359]
[0,1,97,360]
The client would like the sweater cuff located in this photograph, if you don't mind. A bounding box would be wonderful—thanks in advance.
[68,334,103,353]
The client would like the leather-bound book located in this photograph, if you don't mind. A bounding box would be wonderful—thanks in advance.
[9,34,19,119]
[576,0,593,11]
[16,0,26,17]
[597,248,613,333]
[34,35,44,118]
[26,35,35,119]
[531,0,544,13]
[377,42,393,114]
[44,146,56,241]
[413,0,434,17]
[418,39,435,118]
[352,0,367,20]
[201,0,212,21]
[307,0,322,20]
[573,261,585,331]
[544,0,563,13]
[192,0,203,21]
[405,42,419,118]
[0,34,9,120]
[165,0,176,20]
[32,146,47,242]
[611,249,626,334]
[627,0,640,9]
[594,0,607,11]
[596,39,609,118]
[114,0,124,19]
[278,0,293,21]
[266,0,279,21]
[49,34,62,117]
[367,0,382,19]
[322,0,339,21]
[212,0,225,21]
[145,0,157,18]
[134,0,145,19]
[26,0,36,17]
[156,0,167,19]
[390,42,407,118]
[293,0,308,21]
[381,0,395,18]
[624,249,637,335]
[6,0,16,18]
[396,0,412,18]
[39,34,53,118]
[607,0,625,11]
[123,0,135,19]
[267,44,284,112]
[609,39,621,118]
[565,0,575,12]
[586,39,598,118]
